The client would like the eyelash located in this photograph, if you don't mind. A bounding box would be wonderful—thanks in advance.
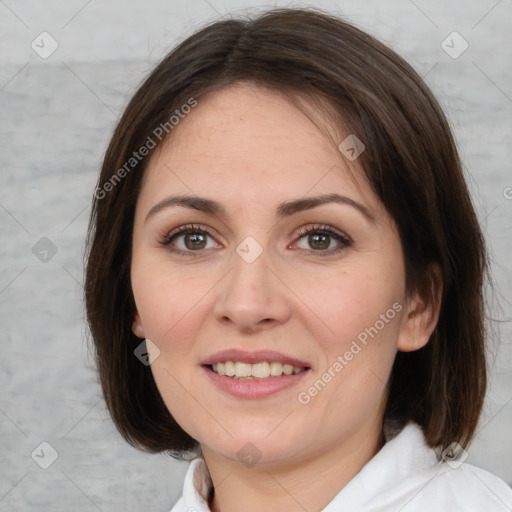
[160,223,352,257]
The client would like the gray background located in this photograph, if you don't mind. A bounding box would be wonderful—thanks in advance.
[1,0,511,510]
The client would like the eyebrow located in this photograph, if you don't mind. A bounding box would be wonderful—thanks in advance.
[145,193,376,224]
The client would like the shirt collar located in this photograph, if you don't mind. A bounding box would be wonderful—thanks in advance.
[179,422,435,511]
[181,456,213,511]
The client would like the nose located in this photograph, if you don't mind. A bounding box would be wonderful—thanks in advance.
[213,247,292,334]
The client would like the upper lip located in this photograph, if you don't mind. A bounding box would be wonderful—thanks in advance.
[201,349,311,368]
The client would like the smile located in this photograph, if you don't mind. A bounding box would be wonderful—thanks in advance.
[210,361,307,379]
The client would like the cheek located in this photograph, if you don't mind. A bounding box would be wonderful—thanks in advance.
[131,254,215,345]
[298,260,404,411]
[304,264,403,349]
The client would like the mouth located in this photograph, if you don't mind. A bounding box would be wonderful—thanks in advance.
[201,349,312,398]
[207,361,308,380]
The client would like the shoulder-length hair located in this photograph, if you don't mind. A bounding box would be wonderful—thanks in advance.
[85,7,488,456]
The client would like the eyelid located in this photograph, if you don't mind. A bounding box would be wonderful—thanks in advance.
[160,222,352,256]
[161,223,217,243]
[292,223,352,244]
[290,224,352,256]
[161,223,221,252]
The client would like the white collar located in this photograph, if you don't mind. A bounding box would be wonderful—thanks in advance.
[173,422,512,511]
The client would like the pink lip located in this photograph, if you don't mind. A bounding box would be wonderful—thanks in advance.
[203,366,311,399]
[201,349,311,368]
[201,349,312,400]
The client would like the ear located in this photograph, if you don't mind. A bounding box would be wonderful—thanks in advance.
[397,263,443,352]
[132,310,145,339]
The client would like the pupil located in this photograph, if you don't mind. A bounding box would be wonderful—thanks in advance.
[185,233,206,250]
[310,234,329,250]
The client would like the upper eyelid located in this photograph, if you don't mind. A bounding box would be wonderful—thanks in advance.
[163,223,351,247]
[295,224,351,241]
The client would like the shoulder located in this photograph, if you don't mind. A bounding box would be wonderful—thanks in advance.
[369,423,512,511]
[326,422,512,511]
[169,496,186,512]
[382,460,512,511]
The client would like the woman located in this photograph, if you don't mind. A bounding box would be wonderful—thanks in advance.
[85,7,512,511]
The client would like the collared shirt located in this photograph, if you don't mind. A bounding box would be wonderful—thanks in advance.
[169,422,512,511]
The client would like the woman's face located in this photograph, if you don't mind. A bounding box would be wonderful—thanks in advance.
[131,83,417,466]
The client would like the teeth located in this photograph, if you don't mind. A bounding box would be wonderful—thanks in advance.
[283,364,293,375]
[224,361,235,376]
[211,361,306,379]
[251,361,270,378]
[235,362,252,377]
[270,362,283,376]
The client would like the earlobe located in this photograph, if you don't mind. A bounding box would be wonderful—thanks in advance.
[132,311,145,338]
[397,263,443,353]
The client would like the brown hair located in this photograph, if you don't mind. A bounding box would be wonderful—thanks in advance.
[84,7,488,456]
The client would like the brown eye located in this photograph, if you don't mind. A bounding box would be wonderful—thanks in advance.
[183,232,208,250]
[307,233,331,250]
[162,224,219,255]
[294,225,351,256]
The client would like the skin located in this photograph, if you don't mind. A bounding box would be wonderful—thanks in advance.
[130,83,441,512]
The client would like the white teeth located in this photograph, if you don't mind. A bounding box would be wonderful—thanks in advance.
[224,361,235,376]
[235,362,252,377]
[270,362,283,376]
[251,362,270,378]
[210,361,306,379]
[283,364,293,375]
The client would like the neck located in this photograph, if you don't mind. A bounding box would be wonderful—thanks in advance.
[203,417,384,512]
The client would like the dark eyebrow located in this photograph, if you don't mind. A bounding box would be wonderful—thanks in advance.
[145,193,376,224]
[276,193,376,224]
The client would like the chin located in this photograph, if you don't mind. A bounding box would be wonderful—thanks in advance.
[199,425,309,467]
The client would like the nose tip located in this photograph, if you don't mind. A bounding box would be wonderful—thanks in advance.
[213,248,291,332]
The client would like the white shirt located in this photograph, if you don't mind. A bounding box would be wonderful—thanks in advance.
[169,422,512,511]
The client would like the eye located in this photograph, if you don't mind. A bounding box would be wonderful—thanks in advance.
[161,223,351,257]
[293,224,351,256]
[161,224,220,255]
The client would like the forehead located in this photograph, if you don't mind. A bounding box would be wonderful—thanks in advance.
[138,83,380,216]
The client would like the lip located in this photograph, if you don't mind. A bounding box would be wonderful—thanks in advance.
[201,349,311,368]
[201,349,312,399]
[203,365,311,399]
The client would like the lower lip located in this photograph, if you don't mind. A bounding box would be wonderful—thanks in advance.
[203,366,310,399]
